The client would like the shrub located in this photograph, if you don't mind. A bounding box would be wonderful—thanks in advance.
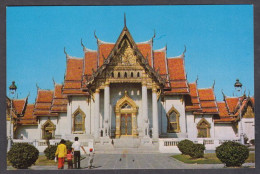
[65,140,73,150]
[189,143,205,158]
[249,139,255,146]
[216,141,249,167]
[44,145,57,160]
[177,139,194,155]
[7,143,39,169]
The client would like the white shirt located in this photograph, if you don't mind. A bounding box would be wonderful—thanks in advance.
[72,141,81,151]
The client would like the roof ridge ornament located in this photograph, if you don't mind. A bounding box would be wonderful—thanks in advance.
[124,13,127,29]
[195,75,199,84]
[221,89,226,100]
[212,80,215,89]
[52,77,56,86]
[64,47,72,59]
[181,45,186,58]
[36,83,40,90]
[81,38,87,52]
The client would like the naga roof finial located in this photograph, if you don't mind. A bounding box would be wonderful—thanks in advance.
[36,83,40,90]
[52,77,56,86]
[195,75,199,84]
[124,13,126,28]
[153,29,156,39]
[182,45,186,57]
[221,89,226,100]
[212,80,215,89]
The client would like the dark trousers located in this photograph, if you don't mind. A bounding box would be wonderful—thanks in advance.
[74,151,81,169]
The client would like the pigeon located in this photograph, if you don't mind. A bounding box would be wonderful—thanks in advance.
[119,158,122,161]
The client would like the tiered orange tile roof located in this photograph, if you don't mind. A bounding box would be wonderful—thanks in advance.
[18,104,37,125]
[165,57,189,94]
[63,57,87,95]
[84,51,98,76]
[12,98,27,115]
[198,88,218,114]
[137,43,152,66]
[51,84,68,113]
[186,83,202,111]
[98,43,114,66]
[34,90,58,116]
[225,97,239,113]
[153,49,167,75]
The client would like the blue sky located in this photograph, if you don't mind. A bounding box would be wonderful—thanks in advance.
[7,5,254,103]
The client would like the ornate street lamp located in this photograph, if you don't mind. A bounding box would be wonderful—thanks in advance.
[7,81,17,151]
[234,79,244,144]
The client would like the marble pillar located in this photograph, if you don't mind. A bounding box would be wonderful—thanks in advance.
[94,89,100,139]
[152,85,159,139]
[142,83,149,137]
[104,82,110,137]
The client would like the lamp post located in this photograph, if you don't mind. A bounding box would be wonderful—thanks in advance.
[234,79,244,145]
[7,81,17,151]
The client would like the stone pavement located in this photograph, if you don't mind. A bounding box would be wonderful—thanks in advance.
[7,153,255,170]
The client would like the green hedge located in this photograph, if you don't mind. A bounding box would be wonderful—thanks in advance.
[177,139,194,155]
[7,143,39,169]
[189,143,205,158]
[44,145,57,160]
[216,141,249,167]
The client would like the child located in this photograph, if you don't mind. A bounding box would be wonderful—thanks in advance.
[88,148,94,169]
[66,148,73,169]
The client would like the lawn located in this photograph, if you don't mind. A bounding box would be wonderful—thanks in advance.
[7,155,87,167]
[172,153,255,164]
[7,155,57,167]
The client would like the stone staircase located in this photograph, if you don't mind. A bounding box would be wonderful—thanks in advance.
[94,137,159,154]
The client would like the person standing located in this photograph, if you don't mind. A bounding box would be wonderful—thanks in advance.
[88,148,94,169]
[55,139,67,169]
[72,137,86,169]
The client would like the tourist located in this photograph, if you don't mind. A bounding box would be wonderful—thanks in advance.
[88,148,94,169]
[55,139,67,169]
[66,148,73,169]
[72,137,86,169]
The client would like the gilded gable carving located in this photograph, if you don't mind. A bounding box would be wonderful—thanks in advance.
[243,105,254,118]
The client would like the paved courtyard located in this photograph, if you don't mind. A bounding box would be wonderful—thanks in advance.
[7,153,255,170]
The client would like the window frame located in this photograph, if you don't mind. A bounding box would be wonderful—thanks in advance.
[197,118,211,138]
[166,106,180,133]
[72,107,86,134]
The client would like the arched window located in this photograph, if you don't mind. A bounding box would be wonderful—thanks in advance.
[131,72,134,78]
[137,72,140,77]
[41,119,56,139]
[124,72,127,78]
[197,118,211,138]
[111,72,114,78]
[73,108,86,133]
[118,72,121,78]
[167,106,180,133]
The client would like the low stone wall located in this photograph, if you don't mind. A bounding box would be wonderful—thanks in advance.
[158,138,240,153]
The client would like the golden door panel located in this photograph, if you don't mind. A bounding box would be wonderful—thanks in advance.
[120,114,132,135]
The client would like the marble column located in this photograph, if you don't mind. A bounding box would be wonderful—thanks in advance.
[152,84,159,139]
[142,82,149,137]
[94,89,100,139]
[104,82,110,137]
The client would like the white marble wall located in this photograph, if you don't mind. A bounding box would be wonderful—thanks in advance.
[242,118,255,141]
[15,125,38,140]
[194,115,215,139]
[110,83,144,136]
[214,123,237,139]
[186,111,196,138]
[163,95,187,137]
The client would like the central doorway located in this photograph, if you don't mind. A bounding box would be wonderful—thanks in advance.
[120,114,132,135]
[115,90,138,138]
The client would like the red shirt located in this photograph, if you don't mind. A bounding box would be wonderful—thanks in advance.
[67,153,73,160]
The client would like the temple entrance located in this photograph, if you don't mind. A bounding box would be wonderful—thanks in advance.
[120,114,132,135]
[115,91,138,138]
